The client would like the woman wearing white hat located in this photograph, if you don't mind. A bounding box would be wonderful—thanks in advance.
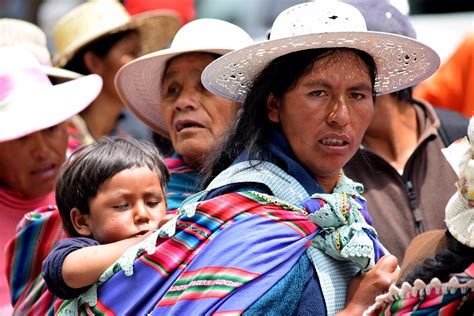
[0,47,102,313]
[53,0,181,143]
[55,1,439,315]
[115,18,254,211]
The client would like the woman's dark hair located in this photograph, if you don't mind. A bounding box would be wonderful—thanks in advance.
[64,29,138,75]
[200,48,377,187]
[403,230,474,285]
[392,87,414,103]
[56,136,170,237]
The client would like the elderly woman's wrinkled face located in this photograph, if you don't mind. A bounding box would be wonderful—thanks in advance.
[267,50,374,191]
[160,53,239,169]
[0,123,68,198]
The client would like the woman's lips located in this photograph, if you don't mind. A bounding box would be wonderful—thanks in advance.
[30,164,58,179]
[174,119,205,132]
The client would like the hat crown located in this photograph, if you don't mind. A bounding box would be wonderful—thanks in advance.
[53,0,131,62]
[0,47,52,105]
[270,1,367,40]
[0,46,44,76]
[170,18,254,52]
[0,18,52,66]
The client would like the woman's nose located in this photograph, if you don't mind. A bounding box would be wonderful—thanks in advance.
[30,131,50,159]
[174,88,200,112]
[327,96,350,127]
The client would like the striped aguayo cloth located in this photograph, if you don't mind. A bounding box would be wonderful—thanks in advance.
[55,191,318,315]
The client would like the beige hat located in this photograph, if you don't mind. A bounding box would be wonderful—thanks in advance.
[202,0,440,104]
[53,0,181,68]
[115,18,254,137]
[0,18,81,81]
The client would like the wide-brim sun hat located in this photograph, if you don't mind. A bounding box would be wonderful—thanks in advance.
[201,0,441,104]
[115,18,254,137]
[0,47,103,142]
[53,0,182,68]
[0,18,82,81]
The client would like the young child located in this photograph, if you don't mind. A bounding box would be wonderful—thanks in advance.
[42,136,170,299]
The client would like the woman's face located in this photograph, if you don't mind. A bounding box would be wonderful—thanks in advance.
[267,50,374,191]
[0,123,68,198]
[97,32,141,101]
[160,53,239,169]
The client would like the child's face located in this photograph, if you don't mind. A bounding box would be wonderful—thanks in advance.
[84,166,167,244]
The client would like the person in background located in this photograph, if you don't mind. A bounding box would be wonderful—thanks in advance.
[414,32,474,118]
[342,0,468,262]
[52,0,180,144]
[42,137,169,299]
[365,118,474,315]
[115,18,254,211]
[0,17,94,152]
[0,47,101,314]
[56,1,438,314]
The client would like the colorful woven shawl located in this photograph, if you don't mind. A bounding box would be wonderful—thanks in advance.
[164,153,198,213]
[364,263,474,315]
[55,191,317,314]
[5,206,66,315]
[55,184,382,315]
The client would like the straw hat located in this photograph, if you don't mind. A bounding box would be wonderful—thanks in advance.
[0,18,81,81]
[53,0,181,68]
[201,0,440,104]
[0,47,102,142]
[115,18,254,137]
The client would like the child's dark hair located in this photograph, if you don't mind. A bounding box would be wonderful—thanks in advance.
[56,136,170,236]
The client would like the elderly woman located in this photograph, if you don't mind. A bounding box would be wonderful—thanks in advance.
[54,1,440,315]
[115,18,254,210]
[0,47,101,313]
[53,0,180,142]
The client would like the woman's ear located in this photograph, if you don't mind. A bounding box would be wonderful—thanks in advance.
[266,93,281,124]
[83,51,104,75]
[70,208,92,237]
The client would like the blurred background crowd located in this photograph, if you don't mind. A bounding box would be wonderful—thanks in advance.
[1,0,473,62]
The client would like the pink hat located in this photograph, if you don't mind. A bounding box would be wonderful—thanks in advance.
[0,47,102,142]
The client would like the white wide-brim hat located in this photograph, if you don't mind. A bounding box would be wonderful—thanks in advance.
[0,47,102,142]
[53,0,181,68]
[115,18,254,137]
[0,18,82,81]
[201,0,440,104]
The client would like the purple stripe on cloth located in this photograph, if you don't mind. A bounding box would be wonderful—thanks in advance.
[0,68,51,101]
[94,205,315,314]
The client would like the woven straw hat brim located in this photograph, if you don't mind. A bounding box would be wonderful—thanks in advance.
[0,74,102,142]
[201,31,440,104]
[116,48,232,138]
[53,11,181,68]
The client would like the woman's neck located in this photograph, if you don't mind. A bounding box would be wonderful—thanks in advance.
[80,91,124,139]
[362,95,419,171]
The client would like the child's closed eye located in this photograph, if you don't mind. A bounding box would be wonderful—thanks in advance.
[147,200,162,208]
[113,203,129,210]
